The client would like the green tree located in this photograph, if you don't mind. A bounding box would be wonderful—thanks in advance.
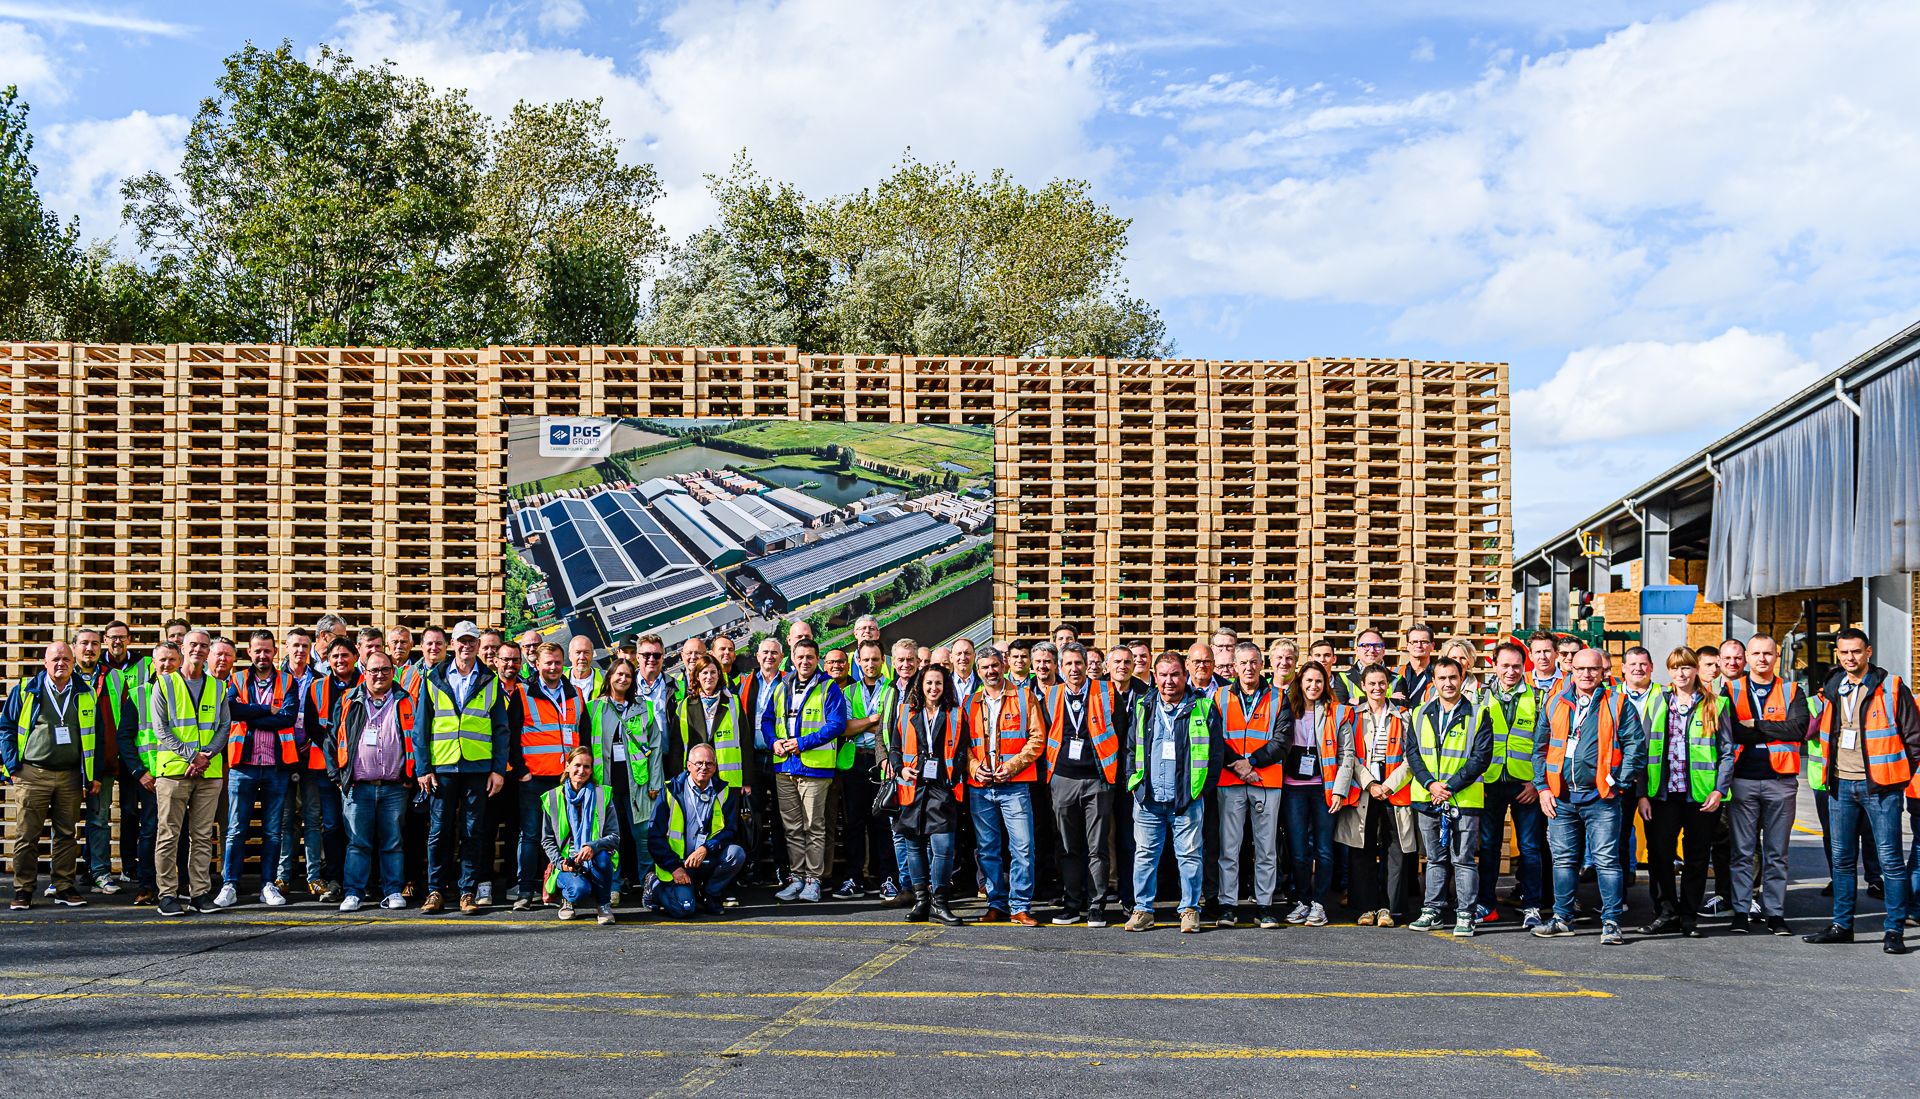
[0,86,83,339]
[847,590,873,618]
[898,560,931,594]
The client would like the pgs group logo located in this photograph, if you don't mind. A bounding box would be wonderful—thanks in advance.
[539,417,612,458]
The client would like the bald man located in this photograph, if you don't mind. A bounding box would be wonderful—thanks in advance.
[4,642,104,908]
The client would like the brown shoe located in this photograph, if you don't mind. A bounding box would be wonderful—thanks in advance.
[1179,908,1202,934]
[1009,911,1038,927]
[421,891,445,913]
[1357,909,1377,926]
[979,908,1009,923]
[459,893,478,914]
[1123,909,1154,932]
[133,889,157,907]
[307,879,326,898]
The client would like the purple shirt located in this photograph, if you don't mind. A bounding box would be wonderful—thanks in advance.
[352,691,408,782]
[245,673,283,766]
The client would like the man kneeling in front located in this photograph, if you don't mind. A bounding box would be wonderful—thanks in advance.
[649,744,745,919]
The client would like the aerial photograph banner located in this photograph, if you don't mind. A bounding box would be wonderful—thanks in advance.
[505,417,994,669]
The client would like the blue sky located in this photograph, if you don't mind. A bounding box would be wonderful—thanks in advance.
[7,0,1918,549]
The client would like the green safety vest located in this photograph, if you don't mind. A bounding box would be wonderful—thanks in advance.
[771,676,838,770]
[155,672,225,779]
[1646,691,1721,803]
[1483,685,1540,783]
[674,693,747,789]
[838,675,892,770]
[652,782,729,883]
[425,674,499,767]
[1806,696,1828,791]
[11,677,100,783]
[1410,701,1484,809]
[1127,695,1213,802]
[588,697,660,791]
[132,674,162,773]
[540,782,613,894]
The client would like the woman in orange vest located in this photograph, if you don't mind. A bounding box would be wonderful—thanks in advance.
[1331,664,1415,926]
[888,664,966,926]
[1284,662,1351,927]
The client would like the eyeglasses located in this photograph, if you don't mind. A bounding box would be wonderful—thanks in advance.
[367,667,393,675]
[1358,643,1385,651]
[637,652,663,660]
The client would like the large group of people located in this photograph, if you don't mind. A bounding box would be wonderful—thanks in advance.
[4,614,1917,953]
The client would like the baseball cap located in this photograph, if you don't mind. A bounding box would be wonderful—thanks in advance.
[451,621,481,642]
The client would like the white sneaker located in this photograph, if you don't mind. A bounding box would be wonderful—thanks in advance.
[260,882,288,907]
[213,884,239,909]
[609,890,622,908]
[1305,902,1328,927]
[381,893,407,910]
[475,883,494,905]
[1284,901,1311,924]
[95,875,123,895]
[338,895,363,913]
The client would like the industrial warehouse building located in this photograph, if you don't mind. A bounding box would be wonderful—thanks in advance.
[0,344,1509,686]
[741,511,966,612]
[513,489,731,643]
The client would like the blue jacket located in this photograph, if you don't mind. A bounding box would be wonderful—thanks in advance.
[1,671,102,778]
[1533,685,1646,801]
[410,662,511,776]
[759,672,848,779]
[648,771,743,874]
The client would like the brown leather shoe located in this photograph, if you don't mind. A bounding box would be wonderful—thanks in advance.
[979,908,1009,923]
[421,891,445,913]
[459,893,478,914]
[133,889,157,907]
[307,879,326,898]
[1010,911,1038,926]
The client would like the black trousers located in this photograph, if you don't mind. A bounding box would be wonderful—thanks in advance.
[838,750,896,886]
[1347,799,1409,915]
[1646,792,1713,922]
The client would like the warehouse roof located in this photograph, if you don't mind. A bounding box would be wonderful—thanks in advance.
[637,478,684,502]
[765,486,837,522]
[588,491,697,578]
[592,569,728,637]
[704,497,772,543]
[749,512,962,607]
[732,495,794,529]
[653,492,746,567]
[541,496,638,605]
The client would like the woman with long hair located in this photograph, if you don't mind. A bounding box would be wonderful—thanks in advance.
[888,663,967,926]
[581,658,659,908]
[1282,661,1349,926]
[1635,646,1730,938]
[1331,664,1417,926]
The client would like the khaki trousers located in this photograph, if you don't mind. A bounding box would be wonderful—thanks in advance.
[154,775,222,899]
[776,773,834,879]
[10,764,85,894]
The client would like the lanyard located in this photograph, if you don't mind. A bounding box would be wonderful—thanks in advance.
[566,787,593,848]
[42,682,75,730]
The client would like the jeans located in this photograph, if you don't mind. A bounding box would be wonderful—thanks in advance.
[1548,794,1624,923]
[427,773,492,894]
[279,771,344,885]
[658,844,747,917]
[625,786,658,889]
[895,830,956,896]
[1132,798,1204,913]
[1281,784,1336,906]
[84,773,139,881]
[1478,780,1548,910]
[970,783,1036,914]
[1909,799,1920,908]
[1826,779,1909,934]
[1415,808,1481,915]
[517,776,561,895]
[342,782,408,899]
[1815,786,1882,885]
[555,850,614,908]
[221,766,290,888]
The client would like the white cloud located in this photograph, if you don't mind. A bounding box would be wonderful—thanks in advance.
[536,0,585,35]
[1128,74,1301,117]
[0,2,188,35]
[1410,37,1435,62]
[0,21,63,102]
[41,109,187,247]
[1512,327,1820,449]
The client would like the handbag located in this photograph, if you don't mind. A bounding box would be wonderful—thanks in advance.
[871,764,900,817]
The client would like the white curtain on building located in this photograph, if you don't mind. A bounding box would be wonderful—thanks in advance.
[1851,356,1920,577]
[1706,399,1856,604]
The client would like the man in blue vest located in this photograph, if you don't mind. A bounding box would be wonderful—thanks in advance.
[4,641,102,909]
[1124,652,1225,934]
[648,744,745,918]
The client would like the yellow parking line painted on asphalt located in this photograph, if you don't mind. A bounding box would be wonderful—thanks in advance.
[30,1046,1548,1064]
[795,989,1612,1001]
[75,1050,669,1062]
[0,986,1610,1004]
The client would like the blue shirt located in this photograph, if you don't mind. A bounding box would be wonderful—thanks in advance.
[1148,700,1182,803]
[447,662,479,708]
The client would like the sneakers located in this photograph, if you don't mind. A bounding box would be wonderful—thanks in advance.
[9,893,31,912]
[798,878,822,903]
[1521,907,1544,930]
[1305,903,1328,927]
[156,895,184,917]
[1050,910,1083,926]
[775,877,806,902]
[1356,909,1376,926]
[475,883,494,906]
[1409,908,1444,931]
[212,884,239,909]
[1374,909,1396,928]
[338,895,363,913]
[421,891,446,914]
[505,886,523,903]
[260,882,288,907]
[1284,901,1311,925]
[1473,903,1496,925]
[1124,909,1155,932]
[1766,916,1792,936]
[1729,913,1751,934]
[557,903,576,920]
[1179,908,1202,934]
[1453,914,1475,938]
[381,893,407,910]
[831,879,863,900]
[133,889,157,906]
[1696,895,1729,917]
[1215,906,1238,929]
[1886,933,1911,955]
[1257,908,1283,930]
[53,889,87,908]
[307,879,327,898]
[1600,921,1624,946]
[722,894,740,908]
[597,905,616,926]
[879,878,900,903]
[94,875,122,896]
[1085,907,1110,929]
[511,896,532,912]
[1532,916,1576,938]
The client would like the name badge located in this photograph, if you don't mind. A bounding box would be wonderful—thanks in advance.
[613,742,628,762]
[1067,738,1085,761]
[53,725,71,745]
[921,757,938,779]
[1839,727,1859,751]
[1296,754,1316,778]
[361,726,379,747]
[1159,739,1177,761]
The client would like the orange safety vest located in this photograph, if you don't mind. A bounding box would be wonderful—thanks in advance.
[1041,683,1119,783]
[306,671,363,770]
[333,690,418,776]
[1357,707,1413,806]
[1217,684,1286,787]
[1317,700,1360,808]
[1727,676,1802,776]
[966,686,1037,785]
[897,707,964,807]
[226,669,297,766]
[522,681,582,777]
[1543,689,1626,799]
[1813,675,1914,790]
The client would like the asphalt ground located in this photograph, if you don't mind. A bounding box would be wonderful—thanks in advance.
[0,801,1910,1098]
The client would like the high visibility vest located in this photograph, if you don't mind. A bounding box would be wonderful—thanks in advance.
[521,683,582,777]
[540,783,613,894]
[425,673,499,767]
[896,708,964,807]
[1483,686,1541,783]
[1126,696,1214,802]
[1334,668,1365,703]
[839,675,892,770]
[156,671,225,779]
[1627,686,1669,759]
[1727,677,1802,776]
[965,686,1037,786]
[333,688,417,774]
[86,665,126,741]
[652,781,729,883]
[1355,707,1414,806]
[1041,683,1119,784]
[1315,701,1360,809]
[225,669,297,767]
[11,677,99,783]
[1543,690,1627,799]
[1409,701,1484,809]
[1396,662,1436,706]
[1646,691,1721,803]
[571,667,606,703]
[396,662,426,704]
[1809,675,1914,791]
[770,676,837,771]
[1217,685,1286,787]
[673,693,747,789]
[133,679,159,773]
[306,672,363,770]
